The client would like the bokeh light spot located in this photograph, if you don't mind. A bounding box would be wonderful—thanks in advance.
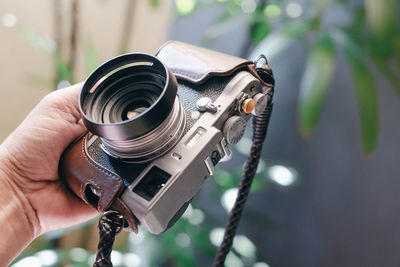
[111,251,123,266]
[221,188,238,212]
[36,250,58,266]
[176,233,191,247]
[88,254,95,266]
[225,251,243,267]
[12,256,41,267]
[69,247,88,262]
[241,0,257,14]
[57,80,71,89]
[256,158,266,174]
[233,235,256,259]
[123,253,142,267]
[2,13,17,28]
[214,170,234,187]
[286,2,303,18]
[253,262,270,267]
[210,228,225,246]
[188,208,205,225]
[176,0,196,15]
[268,165,297,186]
[264,4,281,18]
[182,203,194,218]
[129,230,145,245]
[236,137,252,155]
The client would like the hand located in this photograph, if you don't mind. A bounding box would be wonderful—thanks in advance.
[0,84,97,263]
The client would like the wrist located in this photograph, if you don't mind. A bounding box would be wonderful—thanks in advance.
[0,154,39,263]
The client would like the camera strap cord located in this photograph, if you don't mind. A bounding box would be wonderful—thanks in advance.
[94,211,125,267]
[93,57,274,267]
[213,101,273,267]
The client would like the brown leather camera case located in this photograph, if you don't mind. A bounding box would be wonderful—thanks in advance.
[59,41,273,232]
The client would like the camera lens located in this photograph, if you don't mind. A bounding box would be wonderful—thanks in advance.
[80,54,178,140]
[80,54,186,162]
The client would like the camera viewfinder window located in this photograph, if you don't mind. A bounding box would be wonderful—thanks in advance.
[133,166,171,201]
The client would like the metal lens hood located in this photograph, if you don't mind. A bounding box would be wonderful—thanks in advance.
[79,53,178,141]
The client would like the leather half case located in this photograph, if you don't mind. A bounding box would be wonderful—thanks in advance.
[59,41,274,232]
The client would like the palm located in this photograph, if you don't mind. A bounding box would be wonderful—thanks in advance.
[1,85,96,234]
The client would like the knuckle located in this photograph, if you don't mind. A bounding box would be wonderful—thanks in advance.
[42,91,59,105]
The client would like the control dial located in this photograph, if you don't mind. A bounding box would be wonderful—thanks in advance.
[223,116,247,145]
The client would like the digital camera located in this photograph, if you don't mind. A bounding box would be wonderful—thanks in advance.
[60,41,274,234]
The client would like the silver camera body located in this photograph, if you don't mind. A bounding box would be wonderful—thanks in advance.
[121,71,265,233]
[62,41,271,234]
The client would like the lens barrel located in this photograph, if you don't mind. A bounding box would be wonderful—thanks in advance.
[80,54,178,141]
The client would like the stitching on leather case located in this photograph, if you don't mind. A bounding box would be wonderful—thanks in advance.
[171,62,251,83]
[171,69,202,80]
[80,139,104,199]
[81,136,122,209]
[173,69,226,80]
[79,183,87,203]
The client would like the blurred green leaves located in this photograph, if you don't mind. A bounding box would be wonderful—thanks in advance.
[365,0,397,58]
[298,33,335,136]
[55,56,72,82]
[148,0,160,8]
[23,29,56,55]
[346,48,378,153]
[251,19,270,44]
[251,22,308,62]
[84,42,100,75]
[23,29,72,85]
[331,28,380,152]
[184,0,399,153]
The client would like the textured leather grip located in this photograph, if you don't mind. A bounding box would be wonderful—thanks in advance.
[59,132,138,232]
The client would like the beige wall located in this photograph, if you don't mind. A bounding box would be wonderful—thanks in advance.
[0,0,171,142]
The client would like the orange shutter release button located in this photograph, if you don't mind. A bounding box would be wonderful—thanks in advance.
[242,98,255,114]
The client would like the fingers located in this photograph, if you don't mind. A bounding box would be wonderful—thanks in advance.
[33,83,87,151]
[56,82,83,102]
[42,82,84,123]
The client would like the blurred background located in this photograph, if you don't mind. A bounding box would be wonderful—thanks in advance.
[1,0,399,266]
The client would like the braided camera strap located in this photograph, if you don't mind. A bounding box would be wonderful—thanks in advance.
[212,102,273,266]
[94,212,125,266]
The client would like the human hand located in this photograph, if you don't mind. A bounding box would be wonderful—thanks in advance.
[0,84,97,262]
